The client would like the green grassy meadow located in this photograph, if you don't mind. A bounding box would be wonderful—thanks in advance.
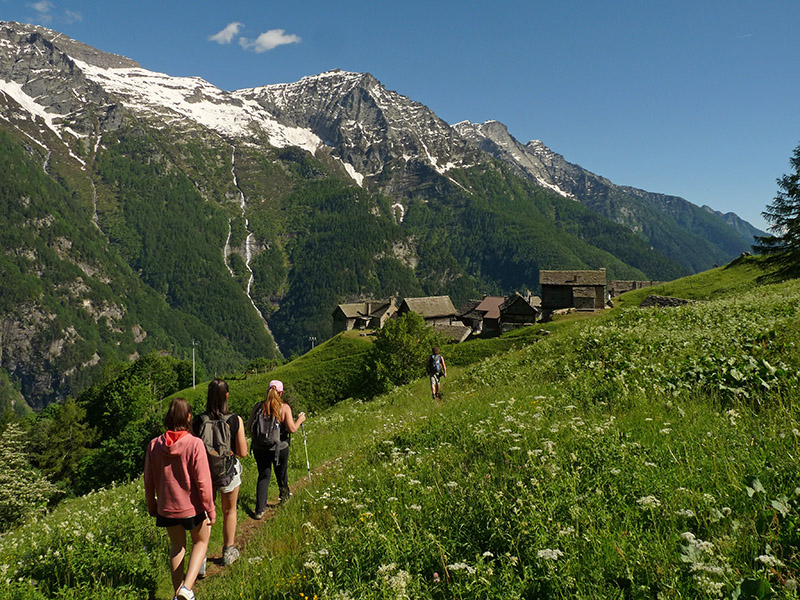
[3,258,800,599]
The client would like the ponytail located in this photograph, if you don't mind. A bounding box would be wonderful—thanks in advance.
[261,385,283,418]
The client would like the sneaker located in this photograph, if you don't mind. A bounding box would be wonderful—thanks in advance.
[177,586,195,600]
[254,509,266,520]
[197,558,206,579]
[222,545,240,566]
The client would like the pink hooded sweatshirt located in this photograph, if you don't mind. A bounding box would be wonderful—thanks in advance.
[144,430,216,523]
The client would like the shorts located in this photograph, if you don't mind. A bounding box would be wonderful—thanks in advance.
[430,374,441,387]
[217,458,242,494]
[155,512,208,530]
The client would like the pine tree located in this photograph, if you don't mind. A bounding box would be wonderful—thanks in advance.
[754,143,800,277]
[0,423,59,531]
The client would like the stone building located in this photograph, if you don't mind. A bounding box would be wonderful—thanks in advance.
[539,269,607,311]
[332,298,397,334]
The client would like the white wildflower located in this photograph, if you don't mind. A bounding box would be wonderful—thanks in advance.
[537,548,564,560]
[756,554,785,567]
[636,496,661,508]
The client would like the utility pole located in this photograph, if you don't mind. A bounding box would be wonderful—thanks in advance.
[309,336,317,350]
[192,339,197,389]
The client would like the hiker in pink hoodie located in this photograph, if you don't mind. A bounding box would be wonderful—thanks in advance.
[145,397,216,600]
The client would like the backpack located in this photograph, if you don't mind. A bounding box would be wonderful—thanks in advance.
[427,354,442,376]
[251,403,289,460]
[196,413,236,488]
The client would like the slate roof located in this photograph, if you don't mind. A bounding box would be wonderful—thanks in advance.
[433,323,472,343]
[539,270,607,286]
[334,299,394,319]
[400,296,457,318]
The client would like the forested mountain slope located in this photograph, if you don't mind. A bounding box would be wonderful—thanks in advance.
[0,21,762,408]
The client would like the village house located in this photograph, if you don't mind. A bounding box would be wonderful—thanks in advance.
[397,295,471,342]
[331,298,397,334]
[539,269,607,311]
[499,293,541,330]
[396,295,458,325]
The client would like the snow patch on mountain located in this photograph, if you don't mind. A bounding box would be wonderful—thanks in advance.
[0,78,59,130]
[72,59,322,153]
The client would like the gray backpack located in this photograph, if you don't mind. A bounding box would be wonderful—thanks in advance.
[197,413,236,487]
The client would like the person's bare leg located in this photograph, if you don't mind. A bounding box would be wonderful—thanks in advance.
[221,487,239,548]
[181,519,211,592]
[166,525,187,593]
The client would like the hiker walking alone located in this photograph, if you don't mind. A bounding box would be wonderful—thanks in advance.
[427,346,447,400]
[193,378,247,568]
[246,379,306,519]
[144,397,215,600]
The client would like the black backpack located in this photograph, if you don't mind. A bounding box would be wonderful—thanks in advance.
[427,354,442,376]
[196,413,236,488]
[251,403,289,461]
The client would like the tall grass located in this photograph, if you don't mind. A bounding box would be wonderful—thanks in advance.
[3,262,800,599]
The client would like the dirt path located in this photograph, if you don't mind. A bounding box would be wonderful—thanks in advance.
[196,454,339,583]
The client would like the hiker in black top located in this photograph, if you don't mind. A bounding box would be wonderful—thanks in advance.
[246,379,306,519]
[192,378,247,568]
[427,346,447,400]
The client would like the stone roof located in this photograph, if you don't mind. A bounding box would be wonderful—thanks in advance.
[433,323,472,343]
[500,293,540,314]
[457,300,483,320]
[400,296,457,318]
[334,299,394,319]
[539,269,607,286]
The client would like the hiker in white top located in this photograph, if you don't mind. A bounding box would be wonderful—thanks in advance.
[193,378,247,568]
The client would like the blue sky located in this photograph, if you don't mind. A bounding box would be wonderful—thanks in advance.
[4,1,800,231]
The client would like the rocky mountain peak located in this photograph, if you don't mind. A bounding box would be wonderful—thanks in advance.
[0,21,139,69]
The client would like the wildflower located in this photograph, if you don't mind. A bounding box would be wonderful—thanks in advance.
[558,526,575,536]
[448,562,476,574]
[675,509,695,518]
[433,572,440,583]
[636,496,661,508]
[537,548,564,560]
[756,554,785,567]
[407,504,422,511]
[482,551,494,558]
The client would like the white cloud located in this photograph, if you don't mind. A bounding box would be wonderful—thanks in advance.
[64,9,82,23]
[29,0,53,12]
[28,0,53,23]
[209,22,243,45]
[239,29,301,53]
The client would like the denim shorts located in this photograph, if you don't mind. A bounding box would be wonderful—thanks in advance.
[217,458,242,494]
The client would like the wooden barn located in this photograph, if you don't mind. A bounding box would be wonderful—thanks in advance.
[499,293,541,329]
[539,269,607,311]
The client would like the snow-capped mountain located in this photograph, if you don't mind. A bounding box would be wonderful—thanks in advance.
[0,22,480,194]
[0,21,764,409]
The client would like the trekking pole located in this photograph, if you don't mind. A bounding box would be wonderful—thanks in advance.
[301,423,311,482]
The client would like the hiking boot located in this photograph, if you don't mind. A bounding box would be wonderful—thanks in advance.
[197,558,206,579]
[222,545,240,566]
[177,586,195,600]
